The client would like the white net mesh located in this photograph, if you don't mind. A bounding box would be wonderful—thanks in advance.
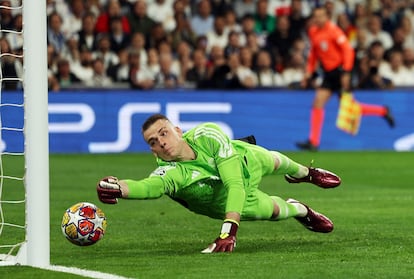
[0,1,25,263]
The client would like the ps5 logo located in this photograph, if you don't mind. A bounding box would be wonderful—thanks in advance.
[49,102,233,153]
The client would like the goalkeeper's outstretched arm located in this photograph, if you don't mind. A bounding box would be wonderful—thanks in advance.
[97,176,166,204]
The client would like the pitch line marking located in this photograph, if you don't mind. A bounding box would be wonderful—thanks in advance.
[46,265,134,279]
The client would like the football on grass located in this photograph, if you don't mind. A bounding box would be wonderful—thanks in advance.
[61,202,107,246]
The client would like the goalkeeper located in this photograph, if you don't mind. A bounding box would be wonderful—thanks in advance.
[97,113,341,253]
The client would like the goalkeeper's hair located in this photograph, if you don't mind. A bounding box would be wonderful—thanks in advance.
[142,113,170,132]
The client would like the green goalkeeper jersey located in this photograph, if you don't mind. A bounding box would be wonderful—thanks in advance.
[125,122,274,219]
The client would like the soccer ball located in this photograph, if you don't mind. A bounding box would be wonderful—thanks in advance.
[61,202,107,246]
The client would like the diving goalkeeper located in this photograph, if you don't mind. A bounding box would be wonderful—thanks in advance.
[97,113,341,253]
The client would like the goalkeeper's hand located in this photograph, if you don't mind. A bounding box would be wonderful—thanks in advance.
[97,176,123,204]
[201,219,239,253]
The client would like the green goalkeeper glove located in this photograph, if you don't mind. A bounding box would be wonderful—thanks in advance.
[201,219,239,253]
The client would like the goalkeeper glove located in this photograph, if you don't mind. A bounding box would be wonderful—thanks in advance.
[97,176,123,204]
[201,219,239,253]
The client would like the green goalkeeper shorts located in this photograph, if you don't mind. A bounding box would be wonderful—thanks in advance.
[236,143,276,220]
[241,188,275,220]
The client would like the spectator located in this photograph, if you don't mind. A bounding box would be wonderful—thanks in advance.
[170,12,197,50]
[193,35,207,55]
[281,51,306,89]
[129,32,148,67]
[266,15,296,72]
[147,0,175,33]
[118,0,132,14]
[289,0,307,35]
[269,0,291,18]
[0,0,15,30]
[224,9,242,33]
[47,12,67,53]
[323,0,346,22]
[146,48,161,77]
[46,0,70,18]
[128,49,155,90]
[107,48,130,83]
[61,36,81,73]
[404,4,414,29]
[233,0,256,20]
[366,14,394,51]
[207,45,228,87]
[368,41,388,71]
[239,46,255,70]
[399,15,414,50]
[337,13,357,47]
[63,0,85,38]
[176,41,193,84]
[374,0,402,34]
[209,0,233,16]
[354,28,370,66]
[357,56,392,89]
[225,52,257,89]
[47,44,60,91]
[109,16,131,53]
[155,53,180,88]
[352,2,369,29]
[402,47,414,74]
[127,0,156,44]
[157,41,180,77]
[245,32,260,57]
[70,47,95,83]
[5,14,23,54]
[185,49,209,89]
[210,50,258,90]
[389,27,406,53]
[206,15,229,52]
[93,34,119,71]
[55,58,82,89]
[239,14,256,46]
[48,75,60,91]
[253,0,276,35]
[47,42,58,72]
[173,0,192,18]
[0,38,23,90]
[84,58,113,87]
[190,0,214,36]
[291,37,307,61]
[82,0,101,17]
[77,12,98,52]
[255,49,282,88]
[148,23,171,50]
[224,31,242,58]
[95,0,130,34]
[379,49,414,87]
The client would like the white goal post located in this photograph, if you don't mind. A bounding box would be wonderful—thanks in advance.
[0,0,49,267]
[22,0,49,267]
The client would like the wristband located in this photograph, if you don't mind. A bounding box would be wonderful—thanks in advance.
[219,219,239,239]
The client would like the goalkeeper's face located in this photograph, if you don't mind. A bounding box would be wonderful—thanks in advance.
[142,119,185,161]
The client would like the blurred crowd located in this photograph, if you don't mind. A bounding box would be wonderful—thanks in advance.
[2,0,414,91]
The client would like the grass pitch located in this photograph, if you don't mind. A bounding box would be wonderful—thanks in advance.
[1,151,414,278]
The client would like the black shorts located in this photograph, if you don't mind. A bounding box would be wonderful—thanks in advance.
[320,68,343,93]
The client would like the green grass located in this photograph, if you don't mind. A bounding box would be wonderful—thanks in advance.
[1,152,414,278]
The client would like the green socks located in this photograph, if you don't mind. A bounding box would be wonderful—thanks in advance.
[272,151,308,178]
[271,196,307,220]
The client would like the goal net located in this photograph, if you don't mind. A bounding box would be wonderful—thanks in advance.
[0,0,49,267]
